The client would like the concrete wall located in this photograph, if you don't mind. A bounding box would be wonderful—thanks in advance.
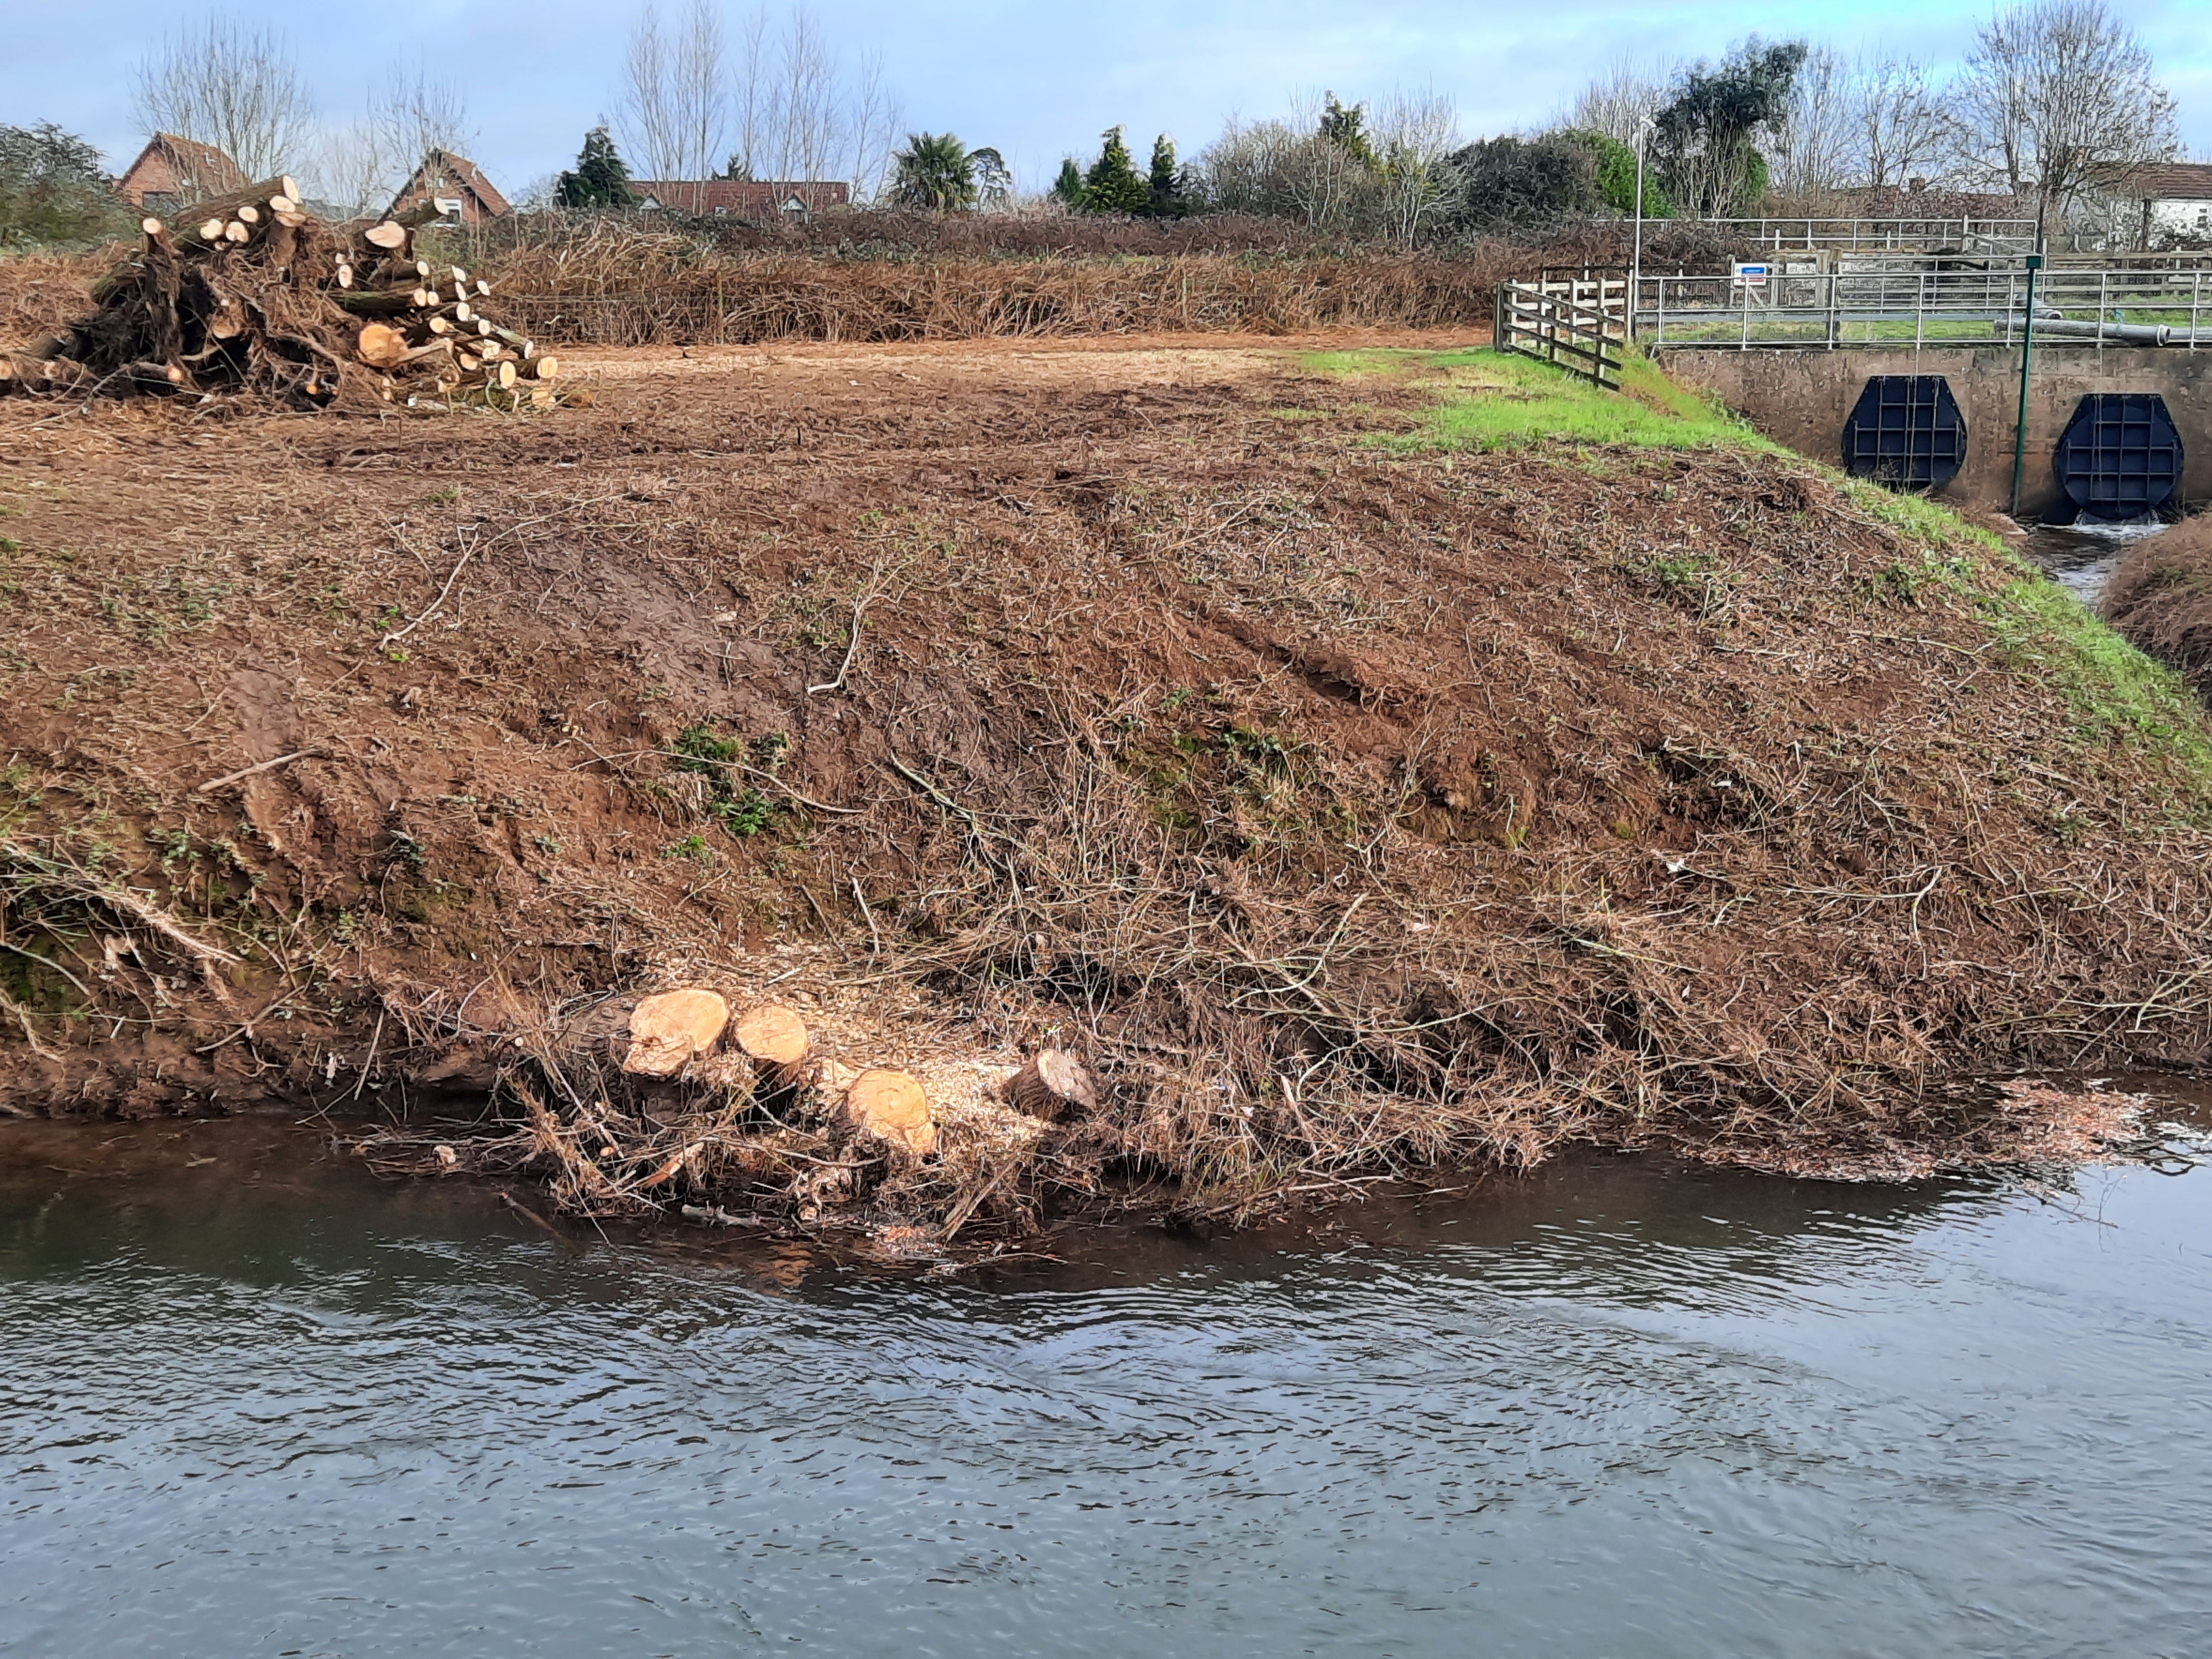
[1653,344,2212,516]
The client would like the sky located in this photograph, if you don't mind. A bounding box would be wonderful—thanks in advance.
[3,0,2208,197]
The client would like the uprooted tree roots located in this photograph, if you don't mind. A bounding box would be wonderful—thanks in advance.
[0,176,562,410]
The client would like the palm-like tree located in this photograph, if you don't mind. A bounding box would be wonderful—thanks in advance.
[890,132,979,211]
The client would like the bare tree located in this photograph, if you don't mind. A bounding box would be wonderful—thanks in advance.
[133,15,312,180]
[303,122,393,219]
[1955,0,2179,238]
[773,9,839,181]
[373,64,473,178]
[1773,45,1855,196]
[1372,88,1462,244]
[622,0,726,206]
[1853,55,1955,190]
[1563,58,1670,146]
[842,49,903,200]
[729,10,770,176]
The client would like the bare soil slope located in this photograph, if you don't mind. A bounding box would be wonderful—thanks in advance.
[2,337,2206,1229]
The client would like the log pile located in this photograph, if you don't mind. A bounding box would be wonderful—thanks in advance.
[0,176,561,411]
[366,989,1104,1233]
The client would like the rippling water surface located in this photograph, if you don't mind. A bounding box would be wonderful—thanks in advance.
[6,1105,2212,1658]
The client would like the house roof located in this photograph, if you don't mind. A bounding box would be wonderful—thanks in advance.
[628,180,851,214]
[119,133,247,200]
[392,149,512,218]
[2090,161,2212,202]
[1825,185,2032,220]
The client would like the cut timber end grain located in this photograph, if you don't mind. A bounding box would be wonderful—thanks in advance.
[223,220,248,243]
[734,1005,810,1089]
[236,204,259,225]
[268,194,297,215]
[495,360,517,389]
[531,355,559,380]
[197,217,224,242]
[356,322,408,369]
[1003,1048,1099,1120]
[623,988,731,1077]
[844,1069,937,1159]
[140,216,164,237]
[362,220,408,250]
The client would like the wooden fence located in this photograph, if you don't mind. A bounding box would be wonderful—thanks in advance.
[1495,276,1626,389]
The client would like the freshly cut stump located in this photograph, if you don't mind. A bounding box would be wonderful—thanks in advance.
[1003,1048,1098,1120]
[623,988,730,1077]
[734,1005,811,1092]
[844,1068,936,1159]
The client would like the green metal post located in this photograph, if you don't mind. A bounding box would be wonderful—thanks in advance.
[2010,254,2044,519]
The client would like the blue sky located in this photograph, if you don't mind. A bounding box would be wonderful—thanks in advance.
[4,0,2207,195]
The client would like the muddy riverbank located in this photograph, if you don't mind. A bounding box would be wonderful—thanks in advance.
[5,339,2212,1233]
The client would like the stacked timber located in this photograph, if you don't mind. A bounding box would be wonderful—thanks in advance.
[0,178,560,411]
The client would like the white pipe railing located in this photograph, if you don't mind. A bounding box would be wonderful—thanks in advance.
[1636,267,2212,350]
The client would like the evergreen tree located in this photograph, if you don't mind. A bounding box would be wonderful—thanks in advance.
[0,123,132,247]
[1081,126,1149,215]
[556,127,633,209]
[1317,95,1379,171]
[1050,157,1086,208]
[1651,39,1806,215]
[889,132,979,210]
[1144,134,1188,217]
[1557,129,1674,217]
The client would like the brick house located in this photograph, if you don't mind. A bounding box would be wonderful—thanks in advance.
[116,134,247,212]
[628,180,850,217]
[388,150,512,225]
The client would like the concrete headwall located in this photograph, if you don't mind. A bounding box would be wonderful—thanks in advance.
[1653,345,2212,515]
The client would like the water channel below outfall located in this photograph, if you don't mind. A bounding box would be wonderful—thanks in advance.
[2020,515,2176,608]
[7,1093,2212,1659]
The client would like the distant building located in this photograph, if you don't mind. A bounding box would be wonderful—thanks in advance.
[117,134,247,212]
[2088,162,2212,247]
[388,150,512,225]
[1822,183,2032,225]
[628,180,850,217]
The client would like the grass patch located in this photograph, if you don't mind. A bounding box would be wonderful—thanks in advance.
[1982,576,2212,789]
[1297,346,1767,455]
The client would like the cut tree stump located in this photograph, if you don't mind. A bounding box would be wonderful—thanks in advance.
[844,1068,936,1158]
[356,322,408,369]
[623,988,731,1077]
[1003,1048,1098,1120]
[734,1005,811,1092]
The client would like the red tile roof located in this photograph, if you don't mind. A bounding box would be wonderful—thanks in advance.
[629,180,851,214]
[389,150,512,221]
[2091,162,2212,201]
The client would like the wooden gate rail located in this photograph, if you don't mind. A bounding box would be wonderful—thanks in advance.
[1495,281,1625,389]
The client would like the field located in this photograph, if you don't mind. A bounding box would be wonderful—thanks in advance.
[3,331,2208,1235]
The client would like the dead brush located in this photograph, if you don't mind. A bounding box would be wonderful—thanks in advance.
[2103,515,2212,700]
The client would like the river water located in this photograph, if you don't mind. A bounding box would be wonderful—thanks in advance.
[5,1100,2212,1659]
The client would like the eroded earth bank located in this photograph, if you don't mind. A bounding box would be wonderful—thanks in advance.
[3,337,2209,1237]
